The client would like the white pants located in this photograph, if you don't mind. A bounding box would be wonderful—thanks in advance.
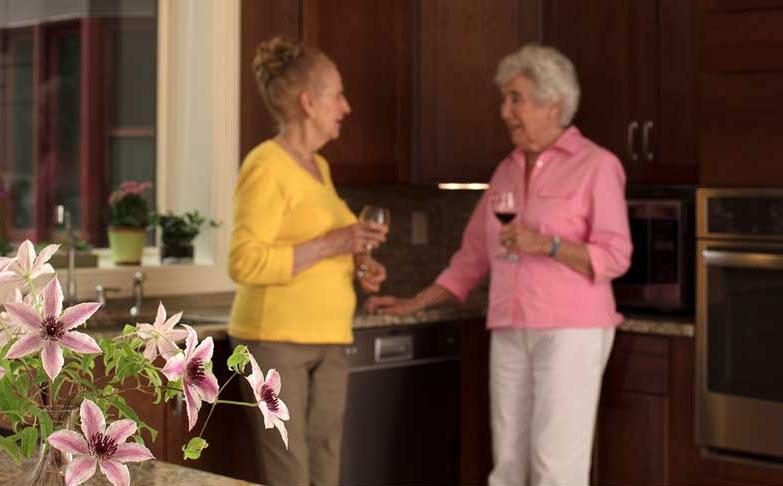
[488,326,615,486]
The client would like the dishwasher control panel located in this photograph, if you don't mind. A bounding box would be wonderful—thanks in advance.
[345,322,461,370]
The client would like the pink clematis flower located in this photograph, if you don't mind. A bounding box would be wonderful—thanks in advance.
[48,398,154,486]
[0,240,58,299]
[161,325,218,430]
[245,353,289,449]
[136,302,187,361]
[4,278,101,380]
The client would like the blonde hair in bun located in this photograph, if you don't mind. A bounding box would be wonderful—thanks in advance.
[252,37,332,127]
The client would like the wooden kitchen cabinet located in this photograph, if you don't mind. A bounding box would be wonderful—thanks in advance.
[240,0,541,184]
[697,4,783,187]
[543,0,698,185]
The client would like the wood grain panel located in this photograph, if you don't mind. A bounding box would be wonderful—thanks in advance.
[698,0,783,11]
[418,0,540,183]
[308,0,411,184]
[240,0,301,161]
[700,10,783,73]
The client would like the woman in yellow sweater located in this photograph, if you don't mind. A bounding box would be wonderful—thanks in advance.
[228,37,387,486]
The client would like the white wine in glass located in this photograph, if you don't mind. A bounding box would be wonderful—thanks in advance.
[357,205,390,277]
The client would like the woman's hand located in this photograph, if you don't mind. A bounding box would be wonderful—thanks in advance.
[325,222,387,255]
[499,222,552,256]
[355,256,387,293]
[364,295,421,316]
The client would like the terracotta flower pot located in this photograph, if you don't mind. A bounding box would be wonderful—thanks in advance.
[107,226,146,265]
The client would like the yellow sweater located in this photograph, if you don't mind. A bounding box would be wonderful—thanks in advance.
[227,140,357,344]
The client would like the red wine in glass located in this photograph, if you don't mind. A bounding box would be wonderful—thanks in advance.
[494,211,516,224]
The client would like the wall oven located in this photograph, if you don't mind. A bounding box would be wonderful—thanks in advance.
[697,188,783,462]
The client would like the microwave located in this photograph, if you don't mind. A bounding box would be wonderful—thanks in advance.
[613,190,695,312]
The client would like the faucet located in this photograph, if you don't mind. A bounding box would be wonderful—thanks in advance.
[129,272,144,318]
[95,284,120,308]
[54,205,76,306]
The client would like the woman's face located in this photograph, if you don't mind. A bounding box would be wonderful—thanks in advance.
[307,63,351,142]
[499,74,562,154]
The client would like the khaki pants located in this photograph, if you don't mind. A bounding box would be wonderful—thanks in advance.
[231,338,349,486]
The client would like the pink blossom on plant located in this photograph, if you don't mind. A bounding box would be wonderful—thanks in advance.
[245,353,289,449]
[48,398,154,486]
[0,240,58,299]
[136,302,188,361]
[161,325,218,430]
[4,278,101,380]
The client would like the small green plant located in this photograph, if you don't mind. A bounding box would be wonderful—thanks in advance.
[152,211,220,246]
[108,181,152,229]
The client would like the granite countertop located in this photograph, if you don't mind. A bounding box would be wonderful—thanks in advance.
[1,454,260,485]
[87,293,695,340]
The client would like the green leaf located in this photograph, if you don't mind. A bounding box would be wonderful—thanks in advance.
[0,435,21,464]
[227,345,250,373]
[182,437,209,460]
[19,427,37,458]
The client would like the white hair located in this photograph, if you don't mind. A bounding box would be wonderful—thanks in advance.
[495,44,580,127]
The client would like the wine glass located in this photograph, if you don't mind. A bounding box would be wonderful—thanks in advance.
[490,191,518,262]
[357,205,390,277]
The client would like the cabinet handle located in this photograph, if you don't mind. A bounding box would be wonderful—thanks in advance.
[642,120,654,162]
[626,121,639,162]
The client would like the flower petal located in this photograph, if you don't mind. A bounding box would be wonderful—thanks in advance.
[157,338,181,360]
[99,460,130,486]
[183,325,197,357]
[15,240,34,274]
[161,353,185,381]
[163,311,183,331]
[105,419,137,445]
[5,333,43,359]
[184,384,202,431]
[60,302,101,330]
[142,341,158,361]
[196,371,219,403]
[65,455,97,486]
[30,269,56,292]
[41,340,65,380]
[136,323,155,340]
[112,442,154,463]
[48,430,89,455]
[4,302,43,331]
[80,399,106,438]
[247,354,263,388]
[59,331,102,354]
[272,396,290,421]
[265,369,282,396]
[34,244,60,271]
[191,336,214,364]
[273,416,289,450]
[153,302,166,328]
[43,278,63,319]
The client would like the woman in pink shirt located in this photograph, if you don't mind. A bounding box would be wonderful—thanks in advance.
[367,44,632,486]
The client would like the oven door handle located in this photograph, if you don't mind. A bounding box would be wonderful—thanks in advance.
[702,249,783,269]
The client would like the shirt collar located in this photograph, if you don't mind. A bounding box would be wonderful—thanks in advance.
[510,125,585,165]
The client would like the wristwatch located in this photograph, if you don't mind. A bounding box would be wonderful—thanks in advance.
[549,236,562,257]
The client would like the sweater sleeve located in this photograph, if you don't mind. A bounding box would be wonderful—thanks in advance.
[228,159,294,286]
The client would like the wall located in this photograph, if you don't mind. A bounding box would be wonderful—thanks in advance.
[337,185,488,307]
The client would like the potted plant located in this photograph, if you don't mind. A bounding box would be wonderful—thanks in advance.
[107,181,152,265]
[152,210,219,264]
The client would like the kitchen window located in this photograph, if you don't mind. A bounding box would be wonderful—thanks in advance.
[0,0,239,298]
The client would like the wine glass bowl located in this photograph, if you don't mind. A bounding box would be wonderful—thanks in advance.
[357,205,390,277]
[489,191,518,262]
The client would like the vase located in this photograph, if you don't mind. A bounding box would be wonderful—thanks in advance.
[108,227,146,265]
[160,241,194,264]
[15,409,77,486]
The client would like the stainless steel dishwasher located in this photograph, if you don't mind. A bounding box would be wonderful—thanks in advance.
[340,322,462,486]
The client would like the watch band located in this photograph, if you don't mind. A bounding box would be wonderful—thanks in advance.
[549,236,562,257]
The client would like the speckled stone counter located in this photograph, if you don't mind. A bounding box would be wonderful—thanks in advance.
[0,454,260,485]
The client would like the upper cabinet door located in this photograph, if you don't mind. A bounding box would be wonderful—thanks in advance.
[698,6,783,187]
[416,0,541,183]
[544,0,697,185]
[304,0,412,184]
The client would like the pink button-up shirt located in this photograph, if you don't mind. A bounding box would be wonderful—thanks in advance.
[436,127,632,330]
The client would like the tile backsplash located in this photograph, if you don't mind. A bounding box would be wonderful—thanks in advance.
[338,185,488,306]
